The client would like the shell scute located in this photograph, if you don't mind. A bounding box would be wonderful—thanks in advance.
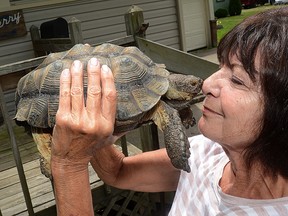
[47,95,59,127]
[26,95,49,127]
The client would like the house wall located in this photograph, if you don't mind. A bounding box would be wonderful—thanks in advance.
[0,0,180,66]
[180,0,209,51]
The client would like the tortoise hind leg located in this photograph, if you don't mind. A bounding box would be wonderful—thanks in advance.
[150,101,191,172]
[31,127,53,179]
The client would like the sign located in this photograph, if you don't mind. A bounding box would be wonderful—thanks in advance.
[0,10,27,40]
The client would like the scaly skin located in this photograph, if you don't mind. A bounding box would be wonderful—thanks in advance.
[151,101,191,172]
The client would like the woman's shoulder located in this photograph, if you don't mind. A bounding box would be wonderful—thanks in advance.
[189,134,215,144]
[188,134,226,165]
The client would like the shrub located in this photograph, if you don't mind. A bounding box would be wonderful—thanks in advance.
[229,0,242,16]
[214,8,228,18]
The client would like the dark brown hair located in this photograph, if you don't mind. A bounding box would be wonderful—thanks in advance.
[217,7,288,177]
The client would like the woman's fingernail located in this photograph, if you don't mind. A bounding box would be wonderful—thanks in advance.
[62,69,70,76]
[101,65,110,73]
[90,57,98,66]
[73,60,81,69]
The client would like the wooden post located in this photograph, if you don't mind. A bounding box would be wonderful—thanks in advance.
[209,19,217,48]
[30,25,40,40]
[120,136,128,156]
[124,5,148,38]
[124,5,159,152]
[69,17,83,44]
[139,123,160,152]
[30,25,46,57]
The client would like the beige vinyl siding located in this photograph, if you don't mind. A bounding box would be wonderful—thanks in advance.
[0,0,180,66]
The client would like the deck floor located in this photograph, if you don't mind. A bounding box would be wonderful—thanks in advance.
[0,158,106,215]
[0,124,39,173]
[0,123,142,216]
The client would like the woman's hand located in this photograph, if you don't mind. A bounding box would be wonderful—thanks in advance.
[51,58,117,169]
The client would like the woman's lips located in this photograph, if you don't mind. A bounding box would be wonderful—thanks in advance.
[202,105,223,116]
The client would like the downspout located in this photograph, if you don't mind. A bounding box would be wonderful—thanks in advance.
[175,0,187,52]
[203,0,214,48]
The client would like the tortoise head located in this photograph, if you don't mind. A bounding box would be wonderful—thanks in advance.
[165,73,203,102]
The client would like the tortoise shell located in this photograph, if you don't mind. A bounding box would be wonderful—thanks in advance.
[15,43,170,128]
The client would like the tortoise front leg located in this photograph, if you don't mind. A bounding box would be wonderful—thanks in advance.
[151,101,191,172]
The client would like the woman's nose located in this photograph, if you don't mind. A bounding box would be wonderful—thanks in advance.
[202,70,222,97]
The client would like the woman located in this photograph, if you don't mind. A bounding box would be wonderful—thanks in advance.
[51,7,288,215]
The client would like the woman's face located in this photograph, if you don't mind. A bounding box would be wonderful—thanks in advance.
[198,55,263,152]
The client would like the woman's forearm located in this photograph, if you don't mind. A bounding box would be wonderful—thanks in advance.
[91,146,180,192]
[52,161,94,216]
[90,145,126,186]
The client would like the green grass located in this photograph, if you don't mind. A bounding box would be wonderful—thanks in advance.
[217,5,282,43]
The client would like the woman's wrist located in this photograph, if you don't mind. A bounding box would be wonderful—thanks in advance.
[51,155,91,178]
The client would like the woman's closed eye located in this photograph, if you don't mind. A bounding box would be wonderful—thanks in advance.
[231,75,245,86]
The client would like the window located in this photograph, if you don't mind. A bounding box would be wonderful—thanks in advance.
[10,0,47,6]
[0,0,77,12]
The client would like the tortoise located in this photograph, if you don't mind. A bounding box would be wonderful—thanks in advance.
[15,43,203,179]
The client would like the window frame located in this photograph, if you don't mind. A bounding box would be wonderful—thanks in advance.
[0,0,77,12]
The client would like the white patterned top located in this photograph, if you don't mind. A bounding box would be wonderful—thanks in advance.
[169,135,288,216]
